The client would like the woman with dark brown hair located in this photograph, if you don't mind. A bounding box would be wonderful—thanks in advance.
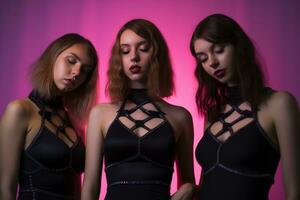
[82,19,195,200]
[190,14,300,200]
[0,33,99,200]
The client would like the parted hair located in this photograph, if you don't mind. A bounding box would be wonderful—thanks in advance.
[107,19,174,102]
[190,14,265,121]
[30,33,99,128]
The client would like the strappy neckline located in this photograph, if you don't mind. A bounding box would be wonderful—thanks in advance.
[28,90,63,110]
[116,90,168,139]
[106,89,172,138]
[28,90,79,148]
[205,87,258,144]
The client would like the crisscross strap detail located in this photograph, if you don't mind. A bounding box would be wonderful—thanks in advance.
[28,92,77,145]
[117,97,166,137]
[209,102,257,142]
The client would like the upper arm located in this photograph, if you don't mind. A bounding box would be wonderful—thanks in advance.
[175,108,195,186]
[270,91,300,197]
[82,105,105,199]
[0,100,29,195]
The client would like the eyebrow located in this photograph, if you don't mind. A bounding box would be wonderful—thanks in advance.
[69,53,81,61]
[69,52,92,67]
[195,43,221,56]
[195,52,206,57]
[120,40,149,47]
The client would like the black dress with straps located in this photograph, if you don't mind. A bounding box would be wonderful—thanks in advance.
[103,89,176,200]
[18,91,85,200]
[195,87,280,200]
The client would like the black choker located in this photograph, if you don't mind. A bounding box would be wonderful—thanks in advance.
[29,90,63,110]
[227,87,243,106]
[127,89,151,105]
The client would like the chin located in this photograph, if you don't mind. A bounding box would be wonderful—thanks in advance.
[66,87,77,93]
[213,77,224,83]
[59,86,73,93]
[218,76,230,84]
[130,75,145,81]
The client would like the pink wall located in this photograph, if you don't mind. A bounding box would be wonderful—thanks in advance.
[1,0,300,199]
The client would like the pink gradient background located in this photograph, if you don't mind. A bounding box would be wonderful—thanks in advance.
[1,1,299,199]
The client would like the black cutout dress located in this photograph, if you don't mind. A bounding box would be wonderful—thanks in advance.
[18,91,85,200]
[103,89,176,200]
[195,87,280,200]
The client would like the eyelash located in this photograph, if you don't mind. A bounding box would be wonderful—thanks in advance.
[121,50,129,55]
[121,46,150,55]
[139,46,149,52]
[67,57,77,64]
[198,46,225,63]
[198,55,208,63]
[214,46,224,53]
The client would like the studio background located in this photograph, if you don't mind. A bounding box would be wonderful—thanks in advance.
[1,0,299,199]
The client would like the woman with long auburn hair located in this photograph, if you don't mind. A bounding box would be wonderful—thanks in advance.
[0,33,99,200]
[82,19,195,200]
[190,14,300,200]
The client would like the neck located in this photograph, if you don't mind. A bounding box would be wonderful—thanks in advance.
[29,90,63,109]
[227,82,238,87]
[227,86,243,106]
[130,80,147,89]
[127,88,151,105]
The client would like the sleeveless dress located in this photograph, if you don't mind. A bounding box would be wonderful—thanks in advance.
[18,91,85,200]
[195,87,280,200]
[103,89,176,200]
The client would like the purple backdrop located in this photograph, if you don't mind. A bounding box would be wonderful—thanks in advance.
[1,0,300,199]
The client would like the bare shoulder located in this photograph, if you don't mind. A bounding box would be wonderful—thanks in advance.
[2,99,33,119]
[88,102,120,126]
[87,102,120,138]
[159,100,192,122]
[266,90,299,112]
[90,103,119,116]
[0,98,34,136]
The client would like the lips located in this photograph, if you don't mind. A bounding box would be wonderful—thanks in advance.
[63,79,75,87]
[129,65,142,74]
[214,69,226,79]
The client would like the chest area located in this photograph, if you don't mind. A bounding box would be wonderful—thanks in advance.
[196,102,279,170]
[104,100,176,166]
[24,126,85,171]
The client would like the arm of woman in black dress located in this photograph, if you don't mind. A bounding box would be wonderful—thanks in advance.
[81,104,106,200]
[170,107,196,200]
[270,91,300,200]
[0,100,30,200]
[193,115,209,199]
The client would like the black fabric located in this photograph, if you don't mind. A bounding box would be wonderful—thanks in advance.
[127,88,152,105]
[17,91,85,200]
[195,87,280,200]
[226,86,243,106]
[103,89,175,200]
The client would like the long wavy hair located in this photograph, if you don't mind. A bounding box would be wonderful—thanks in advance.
[190,14,265,121]
[30,33,99,130]
[107,19,174,102]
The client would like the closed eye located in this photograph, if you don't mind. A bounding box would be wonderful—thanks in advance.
[196,53,208,63]
[120,47,130,55]
[67,57,77,65]
[139,48,149,52]
[139,44,150,52]
[214,45,224,54]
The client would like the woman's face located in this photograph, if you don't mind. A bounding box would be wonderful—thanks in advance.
[120,29,153,88]
[53,43,93,92]
[193,38,237,86]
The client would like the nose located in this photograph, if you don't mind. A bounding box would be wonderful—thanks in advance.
[130,49,140,63]
[71,64,81,77]
[208,55,219,69]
